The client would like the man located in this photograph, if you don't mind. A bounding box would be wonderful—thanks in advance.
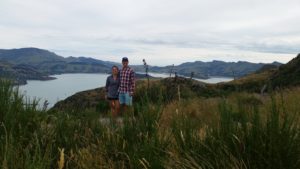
[119,57,135,113]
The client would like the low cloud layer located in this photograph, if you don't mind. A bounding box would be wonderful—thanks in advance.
[0,0,299,65]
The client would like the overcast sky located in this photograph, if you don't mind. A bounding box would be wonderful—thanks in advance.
[0,0,299,65]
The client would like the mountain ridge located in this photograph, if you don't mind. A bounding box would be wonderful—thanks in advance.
[0,47,282,84]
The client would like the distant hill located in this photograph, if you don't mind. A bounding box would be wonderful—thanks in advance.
[37,56,116,74]
[218,53,300,92]
[0,61,55,84]
[0,48,116,75]
[0,48,119,83]
[133,60,281,79]
[0,47,282,84]
[0,48,65,65]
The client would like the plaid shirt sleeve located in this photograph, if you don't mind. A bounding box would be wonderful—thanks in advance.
[130,70,135,95]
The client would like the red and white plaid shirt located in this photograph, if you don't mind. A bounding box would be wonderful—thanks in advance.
[118,66,135,94]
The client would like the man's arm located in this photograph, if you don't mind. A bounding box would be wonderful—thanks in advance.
[130,70,135,96]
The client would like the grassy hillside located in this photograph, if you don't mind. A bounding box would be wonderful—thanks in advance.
[271,53,300,87]
[1,52,299,169]
[209,53,300,94]
[1,78,300,168]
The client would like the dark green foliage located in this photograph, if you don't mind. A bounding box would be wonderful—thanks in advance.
[256,64,279,73]
[96,100,110,112]
[117,99,169,168]
[219,80,265,93]
[271,53,300,88]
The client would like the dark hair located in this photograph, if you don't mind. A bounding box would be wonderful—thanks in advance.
[122,57,128,62]
[112,65,119,70]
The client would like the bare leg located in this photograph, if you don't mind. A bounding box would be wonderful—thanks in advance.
[110,101,117,118]
[115,100,120,117]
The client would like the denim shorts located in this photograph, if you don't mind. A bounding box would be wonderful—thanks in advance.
[119,93,132,106]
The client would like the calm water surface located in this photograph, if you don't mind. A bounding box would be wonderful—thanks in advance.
[19,73,233,109]
[19,73,109,109]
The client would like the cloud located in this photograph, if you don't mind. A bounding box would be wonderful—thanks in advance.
[0,0,299,65]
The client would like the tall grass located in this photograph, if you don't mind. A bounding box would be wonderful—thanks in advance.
[168,93,300,169]
[1,79,300,168]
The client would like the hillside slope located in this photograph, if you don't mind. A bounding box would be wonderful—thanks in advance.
[218,53,300,92]
[271,54,300,87]
[0,48,116,75]
[0,48,119,83]
[0,48,65,65]
[0,61,55,84]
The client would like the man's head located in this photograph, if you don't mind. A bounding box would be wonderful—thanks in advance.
[122,57,129,67]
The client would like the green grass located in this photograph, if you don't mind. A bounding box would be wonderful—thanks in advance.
[1,79,300,169]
